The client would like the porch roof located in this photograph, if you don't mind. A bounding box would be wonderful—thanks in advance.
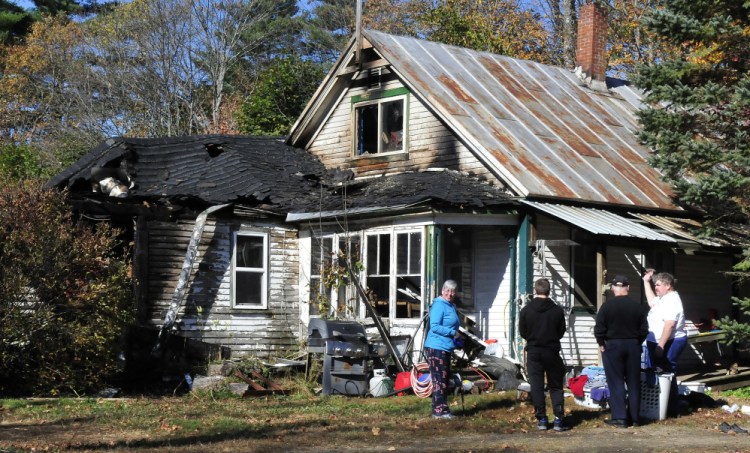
[524,201,750,249]
[522,201,677,242]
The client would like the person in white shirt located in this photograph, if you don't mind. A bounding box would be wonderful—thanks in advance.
[642,269,687,417]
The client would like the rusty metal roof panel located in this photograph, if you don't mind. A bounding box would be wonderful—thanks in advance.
[364,30,679,212]
[523,201,677,242]
[629,213,750,249]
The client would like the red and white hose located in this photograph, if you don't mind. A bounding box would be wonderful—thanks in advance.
[410,362,433,398]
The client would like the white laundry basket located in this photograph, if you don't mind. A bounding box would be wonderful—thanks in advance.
[639,372,672,420]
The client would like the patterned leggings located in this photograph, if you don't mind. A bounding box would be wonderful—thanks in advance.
[425,347,452,415]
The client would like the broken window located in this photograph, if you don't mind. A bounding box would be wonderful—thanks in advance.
[355,97,405,155]
[310,236,334,317]
[233,232,268,309]
[310,234,361,318]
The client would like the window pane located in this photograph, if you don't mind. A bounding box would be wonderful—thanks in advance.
[237,236,263,268]
[396,275,421,318]
[368,276,390,317]
[409,233,421,274]
[356,105,379,154]
[381,99,404,152]
[397,233,408,274]
[310,277,321,316]
[378,234,390,274]
[367,235,378,273]
[236,271,262,305]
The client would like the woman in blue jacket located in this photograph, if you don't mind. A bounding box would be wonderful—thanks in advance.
[424,280,461,419]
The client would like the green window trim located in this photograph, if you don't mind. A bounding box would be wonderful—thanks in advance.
[351,87,410,104]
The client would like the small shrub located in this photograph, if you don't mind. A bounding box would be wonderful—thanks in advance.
[0,179,134,396]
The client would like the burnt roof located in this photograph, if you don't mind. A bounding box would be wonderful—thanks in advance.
[333,170,513,210]
[47,135,328,212]
[48,136,516,218]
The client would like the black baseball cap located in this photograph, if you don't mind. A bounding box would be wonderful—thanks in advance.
[611,274,629,286]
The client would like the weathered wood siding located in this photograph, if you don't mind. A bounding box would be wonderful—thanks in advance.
[307,77,500,182]
[142,218,300,358]
[533,215,600,366]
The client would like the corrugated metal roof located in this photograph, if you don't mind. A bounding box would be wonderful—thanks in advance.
[356,30,680,211]
[523,201,676,242]
[630,213,748,248]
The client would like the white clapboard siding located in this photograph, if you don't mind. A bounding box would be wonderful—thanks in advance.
[144,218,300,358]
[561,312,600,366]
[473,228,512,355]
[534,215,572,305]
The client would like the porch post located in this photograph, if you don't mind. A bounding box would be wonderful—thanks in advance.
[514,213,535,360]
[426,224,442,302]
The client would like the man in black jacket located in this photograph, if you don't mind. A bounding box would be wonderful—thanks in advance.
[520,278,568,431]
[594,274,649,428]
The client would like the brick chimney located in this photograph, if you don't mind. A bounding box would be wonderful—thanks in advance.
[576,2,607,86]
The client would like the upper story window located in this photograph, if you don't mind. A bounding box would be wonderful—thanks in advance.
[352,89,408,156]
[232,231,268,309]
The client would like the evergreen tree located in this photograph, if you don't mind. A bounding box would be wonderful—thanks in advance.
[634,0,750,347]
[0,0,34,44]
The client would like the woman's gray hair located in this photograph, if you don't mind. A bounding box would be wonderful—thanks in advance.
[442,280,458,291]
[654,272,676,289]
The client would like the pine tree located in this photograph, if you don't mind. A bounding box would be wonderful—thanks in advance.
[634,0,750,347]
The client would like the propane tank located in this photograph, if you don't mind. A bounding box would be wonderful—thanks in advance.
[369,369,393,397]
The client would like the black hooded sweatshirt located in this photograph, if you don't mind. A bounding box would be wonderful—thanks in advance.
[519,297,567,353]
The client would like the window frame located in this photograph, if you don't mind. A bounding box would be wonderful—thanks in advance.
[231,230,269,310]
[309,233,361,319]
[351,88,409,157]
[363,227,424,320]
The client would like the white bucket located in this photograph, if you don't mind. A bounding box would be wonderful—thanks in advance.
[369,375,394,397]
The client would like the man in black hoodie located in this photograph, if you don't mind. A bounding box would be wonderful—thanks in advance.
[519,278,568,431]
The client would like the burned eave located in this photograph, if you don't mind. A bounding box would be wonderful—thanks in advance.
[48,135,329,216]
[288,169,518,222]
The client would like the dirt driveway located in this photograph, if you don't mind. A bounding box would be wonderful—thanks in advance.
[2,394,749,452]
[4,412,750,452]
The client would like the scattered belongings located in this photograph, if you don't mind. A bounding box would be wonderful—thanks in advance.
[234,369,288,396]
[718,422,748,434]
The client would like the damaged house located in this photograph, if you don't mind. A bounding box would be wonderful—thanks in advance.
[49,3,750,374]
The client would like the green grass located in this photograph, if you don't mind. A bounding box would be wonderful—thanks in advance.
[718,387,750,399]
[3,388,750,452]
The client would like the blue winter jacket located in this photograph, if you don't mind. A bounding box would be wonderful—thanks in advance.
[424,296,460,352]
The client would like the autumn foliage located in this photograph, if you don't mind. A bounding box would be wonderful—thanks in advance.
[0,180,134,396]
